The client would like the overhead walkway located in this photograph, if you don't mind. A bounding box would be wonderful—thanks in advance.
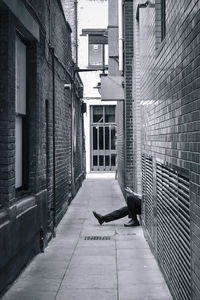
[2,174,172,300]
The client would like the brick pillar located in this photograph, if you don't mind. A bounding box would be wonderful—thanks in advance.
[0,11,15,206]
[124,0,134,188]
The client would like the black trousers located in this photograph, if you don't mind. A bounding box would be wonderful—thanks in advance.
[103,196,141,222]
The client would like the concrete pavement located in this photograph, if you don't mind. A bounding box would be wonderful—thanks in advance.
[2,174,172,300]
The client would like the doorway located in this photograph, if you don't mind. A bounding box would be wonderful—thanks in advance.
[90,105,117,171]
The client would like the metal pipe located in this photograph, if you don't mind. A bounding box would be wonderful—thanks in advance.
[71,70,75,197]
[74,67,108,72]
[74,0,78,65]
[102,44,105,74]
[122,1,126,188]
[51,46,56,237]
[49,0,52,45]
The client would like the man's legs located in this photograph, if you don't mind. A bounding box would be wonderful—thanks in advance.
[93,206,128,225]
[103,206,129,222]
[124,196,141,226]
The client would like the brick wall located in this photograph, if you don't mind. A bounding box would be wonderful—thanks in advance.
[0,11,11,207]
[0,0,85,293]
[61,0,77,63]
[119,0,134,190]
[73,92,85,192]
[116,100,125,190]
[133,1,200,298]
[132,0,142,195]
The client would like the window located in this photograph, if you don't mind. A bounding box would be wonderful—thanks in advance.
[155,0,166,50]
[15,35,28,190]
[89,44,103,66]
[92,105,116,123]
[88,34,108,68]
[105,105,115,123]
[93,106,103,123]
[161,0,166,41]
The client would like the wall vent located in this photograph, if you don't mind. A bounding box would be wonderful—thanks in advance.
[142,155,192,300]
[142,155,155,245]
[156,163,191,300]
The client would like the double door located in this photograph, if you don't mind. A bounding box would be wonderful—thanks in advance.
[90,105,117,171]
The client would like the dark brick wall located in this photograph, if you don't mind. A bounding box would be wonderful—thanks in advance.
[133,1,200,298]
[73,93,84,193]
[116,101,125,190]
[0,0,85,293]
[0,11,10,207]
[117,0,134,191]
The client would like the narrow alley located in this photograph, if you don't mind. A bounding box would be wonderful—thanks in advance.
[2,175,172,300]
[1,0,200,299]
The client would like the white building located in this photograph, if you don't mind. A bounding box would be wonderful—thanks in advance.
[78,0,117,174]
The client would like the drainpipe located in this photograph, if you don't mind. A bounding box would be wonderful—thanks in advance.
[118,0,123,72]
[122,0,126,188]
[74,0,78,65]
[50,46,56,237]
[71,70,75,197]
[49,0,56,237]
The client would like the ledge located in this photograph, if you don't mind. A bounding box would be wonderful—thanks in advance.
[0,209,9,228]
[2,0,40,41]
[15,195,36,218]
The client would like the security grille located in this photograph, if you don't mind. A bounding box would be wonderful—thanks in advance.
[142,155,155,246]
[156,163,191,300]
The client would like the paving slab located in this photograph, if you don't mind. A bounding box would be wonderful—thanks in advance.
[61,273,117,289]
[2,175,172,300]
[119,284,172,300]
[56,288,118,300]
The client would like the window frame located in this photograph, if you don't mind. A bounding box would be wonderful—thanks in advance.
[88,34,108,69]
[161,0,166,41]
[15,34,29,193]
[155,0,167,52]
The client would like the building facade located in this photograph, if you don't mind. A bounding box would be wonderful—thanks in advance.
[101,0,134,191]
[0,0,85,293]
[77,0,117,174]
[134,1,200,299]
[105,0,200,298]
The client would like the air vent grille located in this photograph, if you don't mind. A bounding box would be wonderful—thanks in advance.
[142,155,155,245]
[156,163,191,300]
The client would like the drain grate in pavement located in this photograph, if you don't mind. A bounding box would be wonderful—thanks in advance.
[84,236,111,240]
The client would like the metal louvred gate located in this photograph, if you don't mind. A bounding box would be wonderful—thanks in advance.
[156,163,191,300]
[142,155,155,246]
[142,155,192,300]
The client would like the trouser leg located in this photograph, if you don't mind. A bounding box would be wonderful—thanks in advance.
[103,206,129,222]
[127,196,141,221]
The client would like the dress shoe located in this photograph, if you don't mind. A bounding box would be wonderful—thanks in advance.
[124,219,139,227]
[93,211,104,225]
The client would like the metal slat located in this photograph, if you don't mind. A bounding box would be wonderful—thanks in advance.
[155,162,191,300]
[178,193,190,209]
